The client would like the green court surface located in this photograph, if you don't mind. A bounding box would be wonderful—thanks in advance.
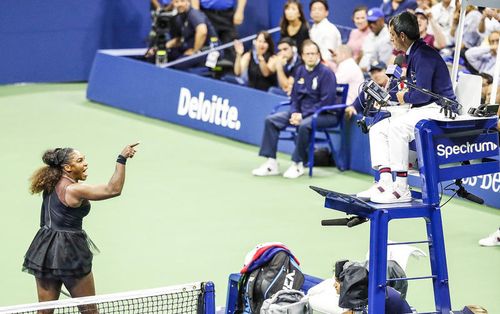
[0,83,498,312]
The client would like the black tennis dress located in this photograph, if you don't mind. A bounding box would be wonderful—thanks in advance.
[23,178,97,279]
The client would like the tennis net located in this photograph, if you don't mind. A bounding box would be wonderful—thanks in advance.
[0,281,215,314]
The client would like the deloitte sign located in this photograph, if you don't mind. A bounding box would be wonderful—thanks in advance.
[177,87,241,130]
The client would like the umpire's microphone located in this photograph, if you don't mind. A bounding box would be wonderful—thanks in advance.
[385,56,404,84]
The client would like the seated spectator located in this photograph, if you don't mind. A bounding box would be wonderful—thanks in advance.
[430,0,455,46]
[346,6,372,64]
[233,31,277,91]
[166,0,219,64]
[279,0,310,52]
[479,73,494,103]
[309,0,342,62]
[267,37,302,96]
[415,8,446,49]
[345,61,391,119]
[191,0,247,61]
[381,0,417,24]
[359,8,393,72]
[251,40,338,179]
[451,5,483,50]
[465,31,499,77]
[479,7,500,37]
[330,45,365,104]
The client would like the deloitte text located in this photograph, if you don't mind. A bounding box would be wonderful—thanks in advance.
[436,141,498,159]
[177,87,241,130]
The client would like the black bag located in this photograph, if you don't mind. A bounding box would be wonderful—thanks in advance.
[236,251,305,314]
[313,147,335,167]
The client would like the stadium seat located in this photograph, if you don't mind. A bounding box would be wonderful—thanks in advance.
[271,84,350,176]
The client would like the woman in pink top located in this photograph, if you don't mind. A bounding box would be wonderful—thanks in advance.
[346,6,372,63]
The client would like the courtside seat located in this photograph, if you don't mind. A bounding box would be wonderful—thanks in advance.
[272,84,350,176]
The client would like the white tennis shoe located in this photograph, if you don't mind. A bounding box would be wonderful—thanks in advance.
[252,159,280,176]
[478,229,500,247]
[283,163,304,179]
[356,181,392,200]
[371,185,412,204]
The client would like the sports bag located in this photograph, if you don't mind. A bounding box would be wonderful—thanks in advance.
[237,251,305,314]
[260,289,311,314]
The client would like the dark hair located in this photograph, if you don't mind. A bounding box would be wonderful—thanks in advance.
[479,72,494,84]
[352,5,368,17]
[280,0,309,36]
[309,0,328,11]
[389,11,420,41]
[278,37,297,47]
[256,31,275,55]
[301,39,320,54]
[30,147,74,194]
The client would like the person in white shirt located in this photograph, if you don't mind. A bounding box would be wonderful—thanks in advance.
[478,7,500,37]
[430,0,455,45]
[330,45,364,104]
[359,7,393,72]
[309,0,342,62]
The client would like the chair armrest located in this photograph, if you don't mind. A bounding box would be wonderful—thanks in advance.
[272,100,292,113]
[312,104,348,119]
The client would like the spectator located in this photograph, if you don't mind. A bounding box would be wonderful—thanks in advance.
[479,7,500,37]
[330,45,365,104]
[166,0,219,64]
[251,40,338,179]
[191,0,247,61]
[415,8,447,49]
[346,6,372,64]
[479,72,493,103]
[430,0,455,46]
[309,0,342,62]
[479,227,500,247]
[359,8,393,72]
[345,61,390,119]
[465,31,499,77]
[451,5,483,50]
[233,31,277,91]
[268,37,302,96]
[381,0,418,24]
[279,0,310,51]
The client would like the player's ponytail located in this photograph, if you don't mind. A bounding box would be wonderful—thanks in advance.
[29,148,73,194]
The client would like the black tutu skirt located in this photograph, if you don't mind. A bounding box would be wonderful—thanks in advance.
[23,226,99,279]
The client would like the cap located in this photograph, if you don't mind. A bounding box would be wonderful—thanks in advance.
[414,8,428,18]
[367,7,384,22]
[369,60,387,72]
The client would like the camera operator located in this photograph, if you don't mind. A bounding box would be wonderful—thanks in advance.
[166,0,219,66]
[356,11,456,204]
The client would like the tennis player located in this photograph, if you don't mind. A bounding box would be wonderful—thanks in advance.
[23,143,139,306]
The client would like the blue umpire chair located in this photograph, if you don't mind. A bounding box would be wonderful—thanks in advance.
[312,116,499,313]
[271,84,350,176]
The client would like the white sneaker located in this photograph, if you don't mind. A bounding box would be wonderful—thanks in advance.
[370,185,412,204]
[478,229,500,247]
[283,163,304,179]
[252,159,280,176]
[356,181,392,200]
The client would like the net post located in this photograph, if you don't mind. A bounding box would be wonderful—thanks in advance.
[203,281,216,314]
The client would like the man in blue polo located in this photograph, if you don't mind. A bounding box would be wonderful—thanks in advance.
[166,0,219,61]
[357,11,456,203]
[252,40,338,179]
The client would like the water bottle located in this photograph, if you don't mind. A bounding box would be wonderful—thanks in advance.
[155,49,167,68]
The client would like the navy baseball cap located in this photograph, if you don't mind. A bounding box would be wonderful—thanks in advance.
[369,61,387,72]
[367,7,384,22]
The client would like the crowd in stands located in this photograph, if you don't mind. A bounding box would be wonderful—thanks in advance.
[151,0,499,105]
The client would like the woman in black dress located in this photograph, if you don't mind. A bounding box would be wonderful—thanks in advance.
[23,143,138,308]
[279,0,309,52]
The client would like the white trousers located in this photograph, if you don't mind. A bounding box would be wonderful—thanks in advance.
[369,103,442,172]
